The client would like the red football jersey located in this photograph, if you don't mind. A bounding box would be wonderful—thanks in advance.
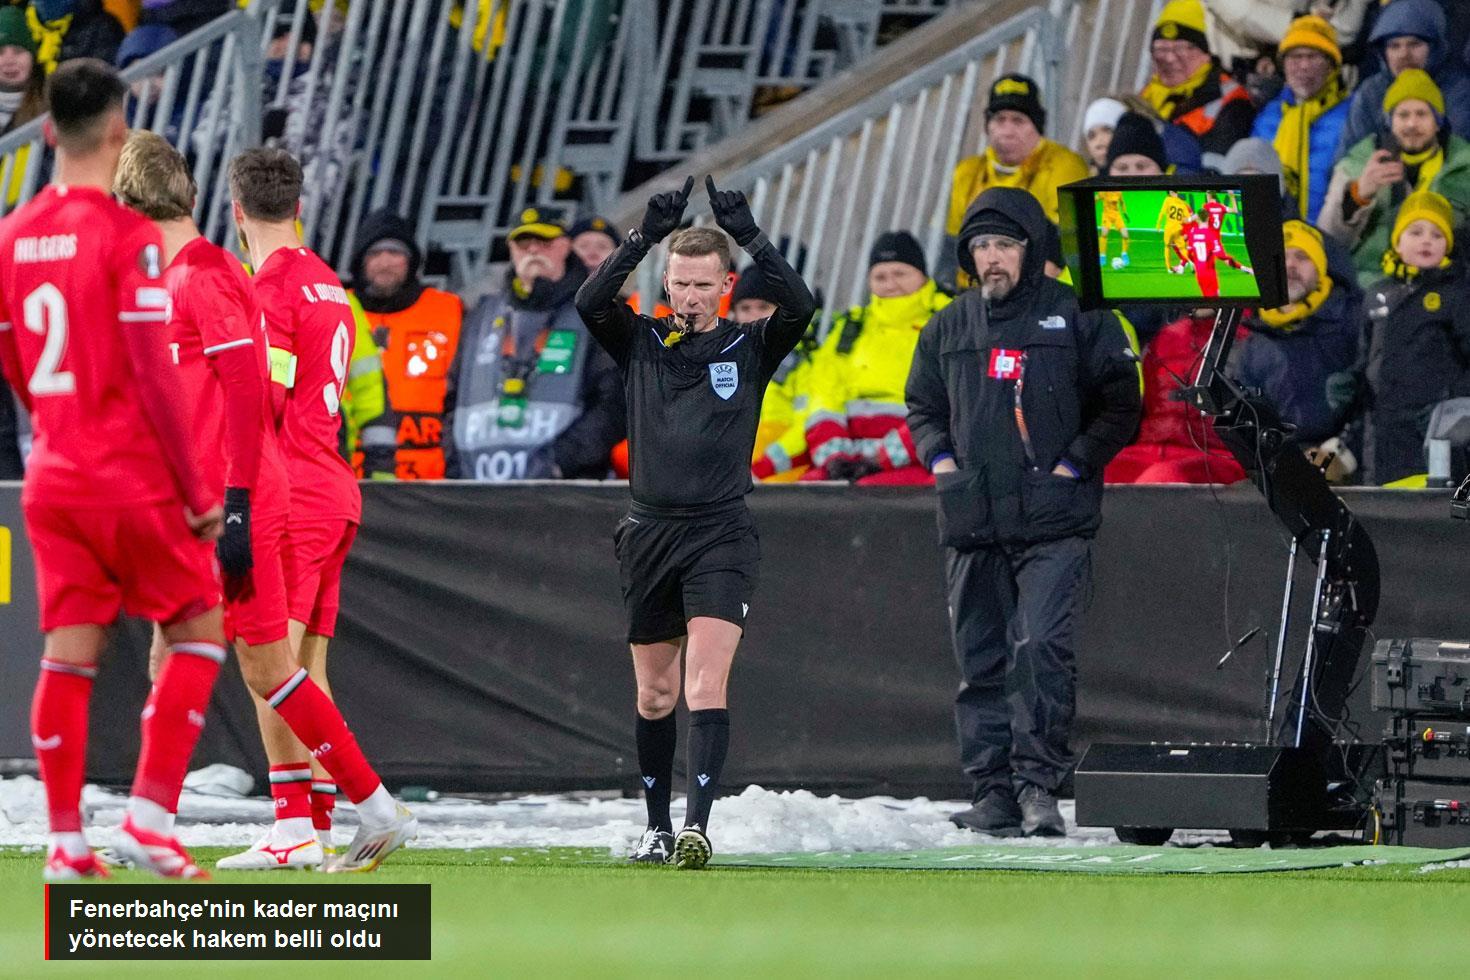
[1201,200,1229,231]
[1182,223,1227,270]
[165,237,289,516]
[0,185,177,508]
[253,245,361,524]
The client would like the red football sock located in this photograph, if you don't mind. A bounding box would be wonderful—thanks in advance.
[311,781,337,832]
[31,659,96,834]
[266,669,381,804]
[131,642,224,809]
[269,764,313,821]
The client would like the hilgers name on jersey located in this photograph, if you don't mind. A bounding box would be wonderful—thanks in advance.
[14,235,78,263]
[299,283,350,305]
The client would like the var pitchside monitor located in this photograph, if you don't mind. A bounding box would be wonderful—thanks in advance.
[1057,175,1287,310]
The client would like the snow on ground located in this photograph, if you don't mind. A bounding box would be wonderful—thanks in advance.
[0,775,1229,855]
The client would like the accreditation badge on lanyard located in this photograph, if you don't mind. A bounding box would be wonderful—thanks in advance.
[988,348,1023,380]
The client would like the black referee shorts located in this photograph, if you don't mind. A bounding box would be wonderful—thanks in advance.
[613,498,760,645]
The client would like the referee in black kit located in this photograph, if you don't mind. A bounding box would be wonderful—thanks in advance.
[575,176,815,869]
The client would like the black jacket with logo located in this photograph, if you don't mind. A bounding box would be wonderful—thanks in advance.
[1349,263,1470,484]
[905,188,1141,548]
[575,235,816,510]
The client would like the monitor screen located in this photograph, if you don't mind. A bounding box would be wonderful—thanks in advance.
[1057,175,1287,310]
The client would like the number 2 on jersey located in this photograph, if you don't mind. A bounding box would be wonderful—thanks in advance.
[23,282,75,396]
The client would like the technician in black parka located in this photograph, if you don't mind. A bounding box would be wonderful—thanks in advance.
[575,176,816,870]
[906,187,1140,839]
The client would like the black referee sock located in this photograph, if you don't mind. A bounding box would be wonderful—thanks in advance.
[684,708,729,831]
[636,712,677,834]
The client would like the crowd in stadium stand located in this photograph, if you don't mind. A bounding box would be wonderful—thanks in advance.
[0,0,1467,491]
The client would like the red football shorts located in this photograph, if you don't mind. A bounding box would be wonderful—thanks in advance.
[283,519,357,638]
[24,498,219,631]
[223,505,290,647]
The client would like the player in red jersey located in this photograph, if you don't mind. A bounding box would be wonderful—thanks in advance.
[1172,217,1253,299]
[113,131,318,871]
[224,147,414,872]
[0,61,224,880]
[1198,190,1237,233]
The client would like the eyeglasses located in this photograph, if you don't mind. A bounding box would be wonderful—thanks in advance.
[969,235,1025,253]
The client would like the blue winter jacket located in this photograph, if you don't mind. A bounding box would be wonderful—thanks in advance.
[1335,0,1470,161]
[1252,91,1351,220]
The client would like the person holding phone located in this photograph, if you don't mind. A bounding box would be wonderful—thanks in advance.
[1319,68,1470,287]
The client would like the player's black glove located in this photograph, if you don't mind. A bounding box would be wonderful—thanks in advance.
[705,176,760,248]
[638,175,694,244]
[216,486,253,577]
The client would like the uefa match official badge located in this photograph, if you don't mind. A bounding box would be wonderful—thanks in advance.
[709,361,738,399]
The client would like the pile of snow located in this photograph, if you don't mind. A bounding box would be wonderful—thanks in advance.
[0,775,1225,855]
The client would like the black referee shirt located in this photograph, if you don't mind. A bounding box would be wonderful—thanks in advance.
[575,236,816,510]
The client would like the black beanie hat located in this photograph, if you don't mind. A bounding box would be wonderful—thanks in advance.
[730,266,779,306]
[868,231,927,277]
[986,73,1046,134]
[966,210,1028,246]
[1105,112,1168,173]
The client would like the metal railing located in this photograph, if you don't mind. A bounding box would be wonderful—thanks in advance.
[0,9,263,238]
[629,0,1161,331]
[0,0,1152,291]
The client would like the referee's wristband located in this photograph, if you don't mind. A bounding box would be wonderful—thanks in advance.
[741,231,770,254]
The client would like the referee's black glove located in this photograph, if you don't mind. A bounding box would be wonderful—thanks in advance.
[706,176,760,248]
[638,175,694,244]
[217,486,253,578]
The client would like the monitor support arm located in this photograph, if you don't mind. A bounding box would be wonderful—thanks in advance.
[1176,307,1379,750]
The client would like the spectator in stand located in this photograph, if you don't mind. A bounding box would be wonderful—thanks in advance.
[1105,111,1168,176]
[747,266,817,482]
[945,73,1088,234]
[1319,69,1470,287]
[1081,97,1127,174]
[796,232,950,486]
[138,0,228,36]
[1335,0,1470,162]
[444,208,625,480]
[1251,15,1352,220]
[0,8,43,131]
[1221,135,1295,215]
[115,24,180,139]
[0,8,42,205]
[1140,0,1256,160]
[1207,0,1372,66]
[1104,113,1179,349]
[53,1,125,64]
[348,210,465,481]
[570,215,621,273]
[1324,191,1470,485]
[1104,304,1248,485]
[1232,220,1361,448]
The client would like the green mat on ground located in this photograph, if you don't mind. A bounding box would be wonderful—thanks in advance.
[715,844,1470,874]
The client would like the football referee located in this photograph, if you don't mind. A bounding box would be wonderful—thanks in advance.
[575,176,815,869]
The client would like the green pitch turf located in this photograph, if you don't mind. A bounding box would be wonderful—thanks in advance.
[3,846,1470,977]
[1097,229,1260,302]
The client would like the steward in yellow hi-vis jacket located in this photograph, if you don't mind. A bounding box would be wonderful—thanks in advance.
[800,233,951,484]
[340,293,399,479]
[348,210,464,480]
[741,266,819,481]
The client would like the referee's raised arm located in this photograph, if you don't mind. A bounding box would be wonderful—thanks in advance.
[574,176,695,366]
[704,176,816,375]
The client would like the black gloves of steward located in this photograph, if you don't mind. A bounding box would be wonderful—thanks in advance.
[635,175,763,249]
[217,486,253,577]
